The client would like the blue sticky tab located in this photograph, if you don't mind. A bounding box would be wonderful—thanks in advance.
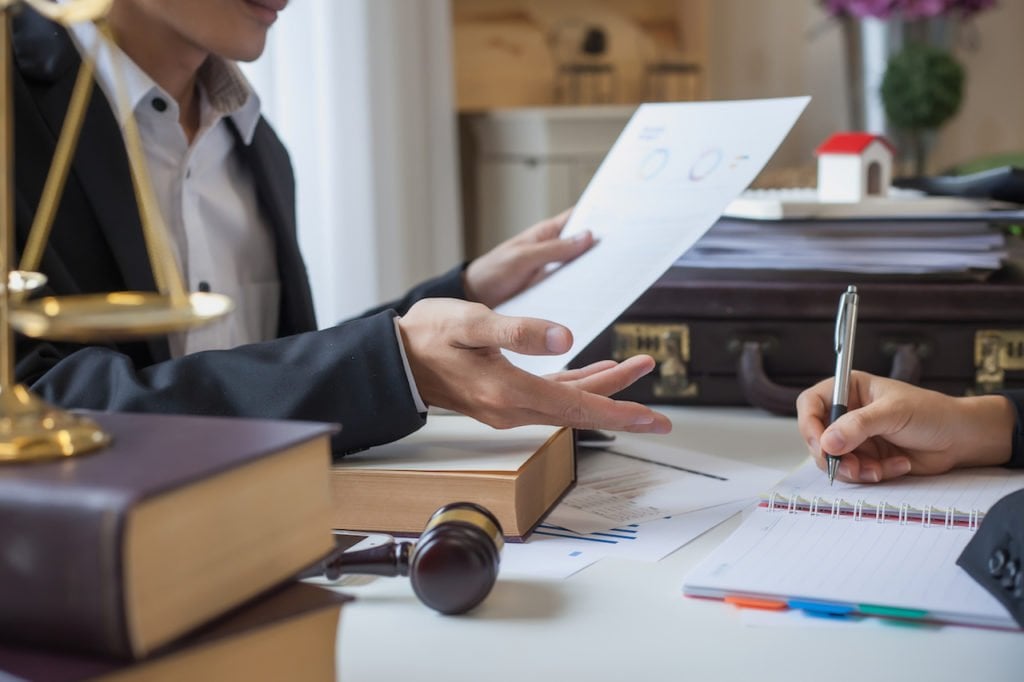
[788,599,855,617]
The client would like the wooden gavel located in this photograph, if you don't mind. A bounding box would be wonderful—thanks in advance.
[303,502,503,615]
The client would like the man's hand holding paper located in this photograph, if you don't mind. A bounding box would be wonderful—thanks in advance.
[399,97,810,437]
[495,97,811,377]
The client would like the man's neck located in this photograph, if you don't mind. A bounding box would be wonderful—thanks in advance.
[107,3,205,142]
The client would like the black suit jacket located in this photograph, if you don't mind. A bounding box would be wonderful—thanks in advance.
[957,390,1024,627]
[10,11,466,454]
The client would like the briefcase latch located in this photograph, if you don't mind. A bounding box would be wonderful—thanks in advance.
[612,323,698,399]
[974,330,1024,392]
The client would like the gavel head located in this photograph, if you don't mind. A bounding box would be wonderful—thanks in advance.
[408,501,504,615]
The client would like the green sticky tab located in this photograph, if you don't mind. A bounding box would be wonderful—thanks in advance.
[858,604,929,620]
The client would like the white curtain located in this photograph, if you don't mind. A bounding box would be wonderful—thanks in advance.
[242,0,462,326]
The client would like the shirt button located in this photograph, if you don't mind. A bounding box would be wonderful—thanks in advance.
[989,549,1008,577]
[151,97,168,112]
[197,281,211,293]
[185,168,192,180]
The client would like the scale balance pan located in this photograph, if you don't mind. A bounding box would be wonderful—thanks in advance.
[9,291,233,342]
[5,270,47,294]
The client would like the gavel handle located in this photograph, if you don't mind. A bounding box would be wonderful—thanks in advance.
[321,541,412,581]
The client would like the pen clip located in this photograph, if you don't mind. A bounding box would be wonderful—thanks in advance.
[833,293,849,353]
[834,286,858,354]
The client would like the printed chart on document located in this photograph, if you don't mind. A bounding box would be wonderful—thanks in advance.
[500,437,784,579]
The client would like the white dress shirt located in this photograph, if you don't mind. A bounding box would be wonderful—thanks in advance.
[66,18,279,358]
[63,13,429,412]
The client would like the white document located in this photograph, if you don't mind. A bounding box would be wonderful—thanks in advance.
[545,435,785,534]
[495,97,810,376]
[498,539,603,580]
[501,500,751,579]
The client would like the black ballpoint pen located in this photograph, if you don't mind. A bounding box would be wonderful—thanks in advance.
[827,285,859,485]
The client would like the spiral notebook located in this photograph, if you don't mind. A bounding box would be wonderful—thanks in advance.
[683,460,1024,629]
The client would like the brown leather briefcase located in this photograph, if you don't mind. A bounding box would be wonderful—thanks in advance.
[571,267,1024,416]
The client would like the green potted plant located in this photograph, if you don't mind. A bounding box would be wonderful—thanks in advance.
[822,0,996,175]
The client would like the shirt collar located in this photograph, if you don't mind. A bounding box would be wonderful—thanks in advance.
[60,6,261,145]
[197,58,261,144]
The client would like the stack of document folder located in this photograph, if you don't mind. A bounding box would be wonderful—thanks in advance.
[722,186,1017,221]
[676,215,1014,277]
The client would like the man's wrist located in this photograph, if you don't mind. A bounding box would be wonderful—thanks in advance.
[955,394,1015,468]
[393,316,428,414]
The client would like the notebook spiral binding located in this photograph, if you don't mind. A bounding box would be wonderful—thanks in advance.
[761,494,984,530]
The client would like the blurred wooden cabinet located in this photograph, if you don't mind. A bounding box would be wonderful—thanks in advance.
[452,0,708,111]
[453,0,707,256]
[463,106,634,255]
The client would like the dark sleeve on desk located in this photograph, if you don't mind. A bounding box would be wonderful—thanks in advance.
[353,264,469,320]
[998,390,1024,469]
[24,311,424,456]
[957,490,1024,628]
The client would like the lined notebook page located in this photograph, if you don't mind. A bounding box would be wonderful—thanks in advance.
[762,459,1024,522]
[683,508,1015,629]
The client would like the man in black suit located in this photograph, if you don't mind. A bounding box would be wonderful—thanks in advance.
[11,0,671,455]
[797,372,1024,627]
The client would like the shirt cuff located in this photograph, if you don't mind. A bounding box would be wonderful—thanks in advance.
[393,316,428,414]
[999,391,1024,469]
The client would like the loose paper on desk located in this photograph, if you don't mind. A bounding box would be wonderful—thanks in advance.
[501,501,750,580]
[545,435,785,534]
[495,97,810,376]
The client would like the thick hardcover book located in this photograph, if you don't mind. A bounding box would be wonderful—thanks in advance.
[0,412,338,659]
[0,583,351,681]
[331,414,575,540]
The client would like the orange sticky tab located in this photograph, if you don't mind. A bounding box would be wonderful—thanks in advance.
[724,595,788,611]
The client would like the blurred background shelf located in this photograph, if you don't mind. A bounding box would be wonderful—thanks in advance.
[452,0,708,111]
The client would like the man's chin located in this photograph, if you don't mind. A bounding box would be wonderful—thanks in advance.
[222,35,269,63]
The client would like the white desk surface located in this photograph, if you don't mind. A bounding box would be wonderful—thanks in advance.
[334,407,1022,682]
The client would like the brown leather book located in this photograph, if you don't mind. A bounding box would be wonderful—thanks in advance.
[0,583,350,681]
[330,415,575,540]
[0,411,337,660]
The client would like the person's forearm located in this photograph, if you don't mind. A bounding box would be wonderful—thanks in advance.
[29,312,427,455]
[953,394,1015,468]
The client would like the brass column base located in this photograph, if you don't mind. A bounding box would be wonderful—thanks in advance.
[0,385,109,462]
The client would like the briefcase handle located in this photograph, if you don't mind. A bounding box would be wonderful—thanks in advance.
[737,341,922,416]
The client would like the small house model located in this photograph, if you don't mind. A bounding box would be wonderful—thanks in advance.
[815,132,896,203]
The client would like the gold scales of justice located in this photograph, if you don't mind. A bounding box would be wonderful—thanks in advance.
[0,0,233,461]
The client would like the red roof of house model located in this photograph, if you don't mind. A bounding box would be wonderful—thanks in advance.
[815,132,896,156]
